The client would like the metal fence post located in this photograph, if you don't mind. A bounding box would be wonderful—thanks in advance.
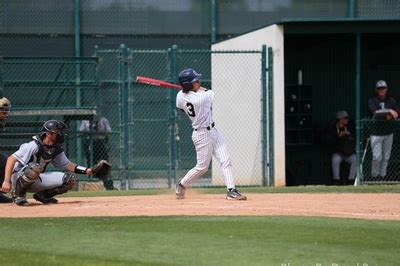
[261,45,268,186]
[119,44,128,188]
[0,57,4,97]
[168,45,179,188]
[349,0,356,18]
[355,33,362,186]
[74,0,81,58]
[268,47,274,186]
[91,53,101,169]
[93,46,101,115]
[74,0,82,164]
[210,0,217,44]
[127,49,134,182]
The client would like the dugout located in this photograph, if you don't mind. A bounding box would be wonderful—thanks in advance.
[284,21,400,185]
[212,20,400,186]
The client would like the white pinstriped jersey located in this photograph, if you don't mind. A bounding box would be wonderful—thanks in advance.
[176,87,214,130]
[176,86,235,190]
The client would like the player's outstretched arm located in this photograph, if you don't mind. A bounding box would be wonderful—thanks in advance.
[65,162,94,176]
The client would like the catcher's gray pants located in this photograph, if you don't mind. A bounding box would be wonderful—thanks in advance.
[12,171,65,193]
[332,153,356,180]
[370,134,393,178]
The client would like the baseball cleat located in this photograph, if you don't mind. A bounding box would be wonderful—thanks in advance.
[175,182,186,199]
[226,189,247,200]
[14,197,29,206]
[33,193,59,204]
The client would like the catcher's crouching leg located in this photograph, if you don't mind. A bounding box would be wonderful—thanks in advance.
[33,173,76,204]
[12,163,42,206]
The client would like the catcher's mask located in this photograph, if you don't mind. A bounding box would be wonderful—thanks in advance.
[41,120,68,144]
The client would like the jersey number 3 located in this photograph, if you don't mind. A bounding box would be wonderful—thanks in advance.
[186,102,196,117]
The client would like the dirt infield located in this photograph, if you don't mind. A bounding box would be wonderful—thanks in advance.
[0,193,399,220]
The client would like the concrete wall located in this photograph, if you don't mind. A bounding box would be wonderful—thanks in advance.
[211,24,286,186]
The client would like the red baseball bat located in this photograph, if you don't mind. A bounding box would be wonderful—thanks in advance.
[136,76,182,90]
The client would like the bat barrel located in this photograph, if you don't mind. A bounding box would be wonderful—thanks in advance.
[136,76,182,90]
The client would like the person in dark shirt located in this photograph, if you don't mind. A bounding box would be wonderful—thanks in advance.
[327,111,356,183]
[368,80,399,179]
[79,117,116,190]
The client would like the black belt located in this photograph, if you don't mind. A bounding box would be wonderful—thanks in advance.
[194,122,215,131]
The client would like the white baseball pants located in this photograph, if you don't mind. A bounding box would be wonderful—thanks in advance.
[331,153,356,180]
[180,127,235,189]
[370,134,393,178]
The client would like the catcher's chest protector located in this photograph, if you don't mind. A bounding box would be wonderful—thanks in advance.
[30,136,64,167]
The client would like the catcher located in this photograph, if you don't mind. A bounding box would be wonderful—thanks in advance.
[1,119,111,206]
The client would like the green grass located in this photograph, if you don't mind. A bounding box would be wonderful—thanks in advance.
[57,184,400,198]
[0,216,399,265]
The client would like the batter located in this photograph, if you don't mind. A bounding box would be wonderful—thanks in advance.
[175,69,246,200]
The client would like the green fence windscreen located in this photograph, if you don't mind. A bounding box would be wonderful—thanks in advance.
[1,0,399,57]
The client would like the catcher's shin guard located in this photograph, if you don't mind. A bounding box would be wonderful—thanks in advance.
[33,173,76,204]
[12,163,42,206]
[12,175,34,206]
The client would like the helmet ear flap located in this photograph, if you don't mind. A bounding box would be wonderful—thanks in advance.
[181,83,193,93]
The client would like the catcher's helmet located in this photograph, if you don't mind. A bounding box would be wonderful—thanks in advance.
[178,69,202,92]
[41,120,68,143]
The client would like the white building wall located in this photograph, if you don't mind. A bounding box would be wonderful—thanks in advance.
[211,24,286,186]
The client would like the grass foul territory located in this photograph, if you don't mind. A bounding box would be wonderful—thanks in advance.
[0,216,398,265]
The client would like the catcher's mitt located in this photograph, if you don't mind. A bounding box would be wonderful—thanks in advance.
[91,160,112,180]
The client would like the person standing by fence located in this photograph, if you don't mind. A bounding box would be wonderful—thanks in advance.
[368,80,399,179]
[79,117,116,190]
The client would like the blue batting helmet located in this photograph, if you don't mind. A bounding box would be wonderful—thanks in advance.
[178,69,202,92]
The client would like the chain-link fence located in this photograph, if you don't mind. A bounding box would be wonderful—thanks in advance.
[359,119,400,184]
[0,56,112,182]
[100,45,269,189]
[1,0,399,57]
[0,46,270,189]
